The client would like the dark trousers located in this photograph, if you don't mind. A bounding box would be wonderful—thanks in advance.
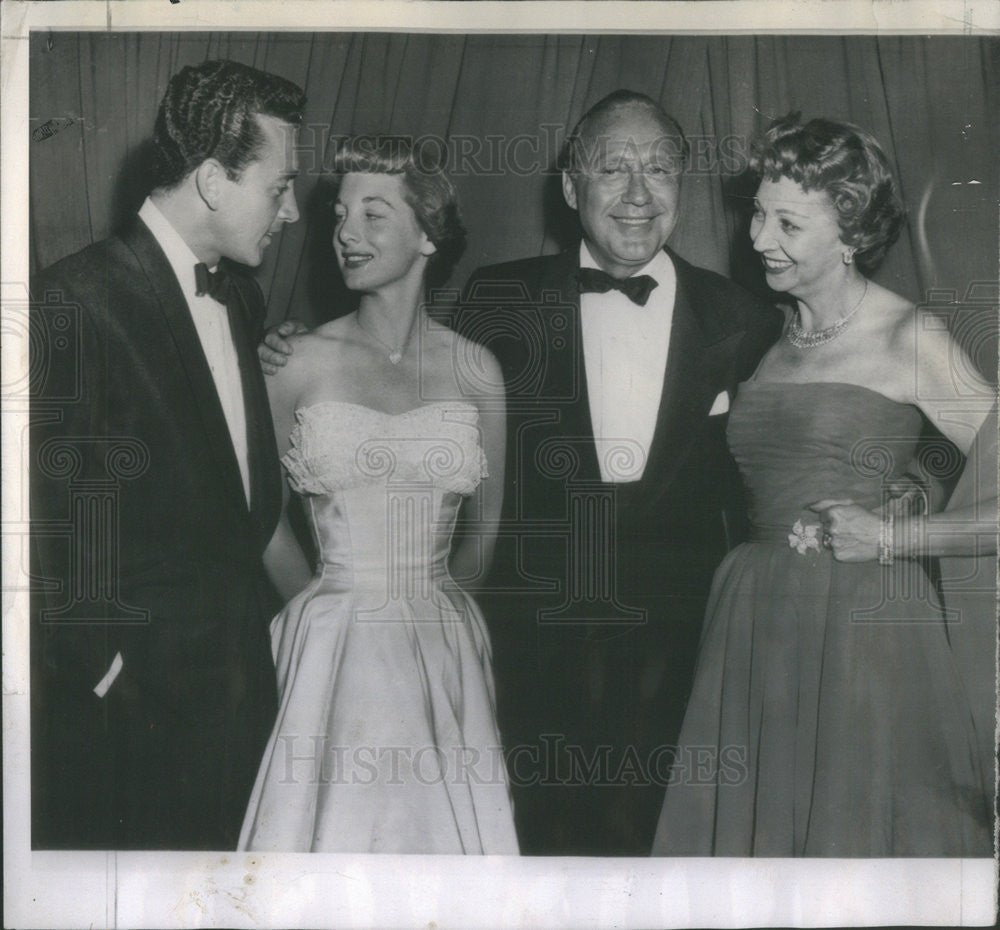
[32,648,276,850]
[487,590,706,856]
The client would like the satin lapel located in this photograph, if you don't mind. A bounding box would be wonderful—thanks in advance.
[122,221,249,516]
[226,280,281,536]
[541,251,602,483]
[617,257,736,512]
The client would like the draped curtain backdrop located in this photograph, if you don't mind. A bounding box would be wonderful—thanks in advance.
[29,32,998,375]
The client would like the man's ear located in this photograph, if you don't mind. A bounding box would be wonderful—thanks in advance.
[194,159,226,211]
[561,170,578,211]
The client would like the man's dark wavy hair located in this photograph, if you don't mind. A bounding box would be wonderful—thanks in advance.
[750,113,905,274]
[151,59,305,190]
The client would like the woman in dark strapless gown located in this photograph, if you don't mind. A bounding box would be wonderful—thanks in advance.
[652,116,996,857]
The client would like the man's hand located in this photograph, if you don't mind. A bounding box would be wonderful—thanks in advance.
[259,319,307,375]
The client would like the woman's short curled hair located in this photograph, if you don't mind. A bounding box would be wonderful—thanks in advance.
[151,59,305,190]
[331,136,466,283]
[750,114,905,273]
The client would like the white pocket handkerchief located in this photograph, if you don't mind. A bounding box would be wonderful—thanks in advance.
[708,390,730,416]
[93,651,124,698]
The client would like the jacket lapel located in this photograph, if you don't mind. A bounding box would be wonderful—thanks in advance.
[542,250,602,483]
[618,249,741,512]
[226,279,281,538]
[122,220,250,517]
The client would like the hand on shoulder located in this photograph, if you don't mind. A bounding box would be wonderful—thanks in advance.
[259,318,309,374]
[263,328,337,403]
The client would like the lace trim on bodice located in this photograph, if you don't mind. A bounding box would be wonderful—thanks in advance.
[282,400,488,497]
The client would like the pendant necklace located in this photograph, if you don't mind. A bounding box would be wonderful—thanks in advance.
[355,314,405,365]
[786,280,869,349]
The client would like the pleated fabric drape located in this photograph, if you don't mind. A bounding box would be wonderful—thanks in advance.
[29,33,998,340]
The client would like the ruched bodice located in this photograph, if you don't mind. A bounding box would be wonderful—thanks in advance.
[729,381,924,534]
[239,401,517,854]
[653,381,992,857]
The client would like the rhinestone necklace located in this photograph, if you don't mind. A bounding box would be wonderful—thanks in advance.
[786,281,869,349]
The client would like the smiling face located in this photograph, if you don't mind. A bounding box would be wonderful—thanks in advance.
[334,173,436,294]
[213,114,300,267]
[562,104,682,278]
[750,175,850,301]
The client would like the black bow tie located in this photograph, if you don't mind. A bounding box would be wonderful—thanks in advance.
[194,262,234,304]
[576,267,658,307]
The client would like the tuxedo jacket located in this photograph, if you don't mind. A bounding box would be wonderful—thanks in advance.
[30,219,282,849]
[459,245,781,626]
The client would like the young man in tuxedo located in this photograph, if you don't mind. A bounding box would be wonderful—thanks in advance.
[259,90,780,854]
[456,91,780,855]
[30,59,304,849]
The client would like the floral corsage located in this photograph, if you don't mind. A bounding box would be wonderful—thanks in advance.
[788,520,822,555]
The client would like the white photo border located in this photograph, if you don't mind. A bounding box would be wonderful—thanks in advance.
[4,2,999,928]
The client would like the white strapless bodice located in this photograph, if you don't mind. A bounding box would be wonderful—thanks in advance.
[283,400,486,608]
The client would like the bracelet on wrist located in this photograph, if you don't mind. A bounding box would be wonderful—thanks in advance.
[878,511,894,565]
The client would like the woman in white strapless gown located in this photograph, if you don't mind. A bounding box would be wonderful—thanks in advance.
[239,138,517,853]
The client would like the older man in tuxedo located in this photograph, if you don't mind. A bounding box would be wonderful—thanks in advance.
[30,60,304,849]
[456,91,780,855]
[259,90,780,854]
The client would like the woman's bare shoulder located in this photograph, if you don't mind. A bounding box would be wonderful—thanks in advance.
[286,320,357,361]
[266,324,353,398]
[873,286,994,427]
[867,282,914,322]
[306,315,358,344]
[432,326,505,401]
[859,285,915,354]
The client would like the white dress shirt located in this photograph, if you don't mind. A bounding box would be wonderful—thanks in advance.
[138,198,251,505]
[579,241,677,483]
